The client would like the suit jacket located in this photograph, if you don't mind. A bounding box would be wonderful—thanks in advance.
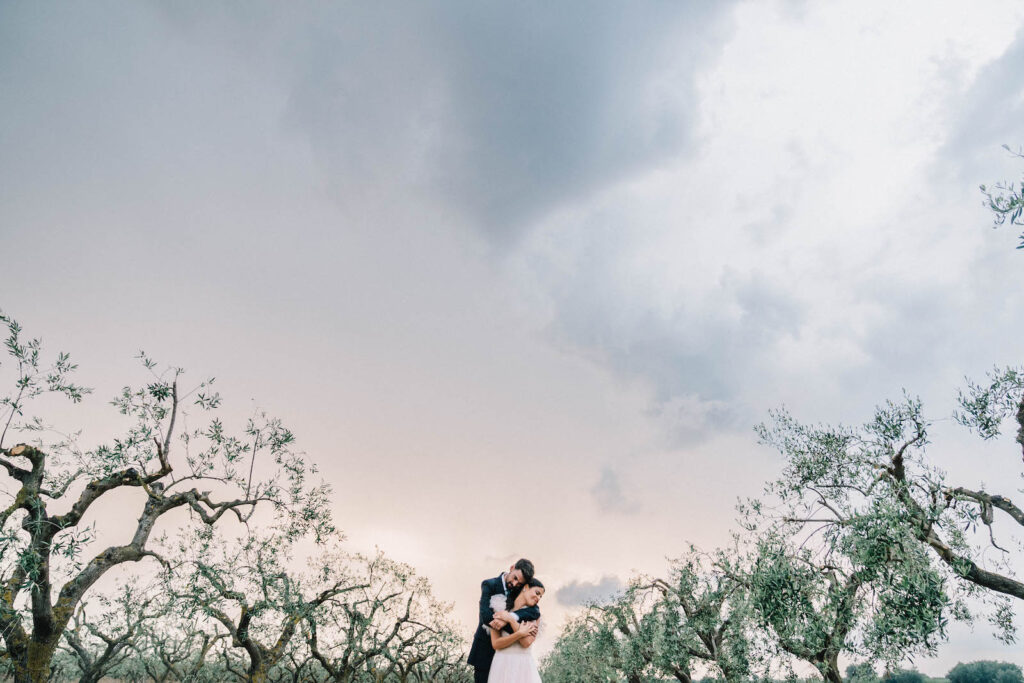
[466,574,541,668]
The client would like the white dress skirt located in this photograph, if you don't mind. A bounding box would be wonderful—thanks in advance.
[486,595,542,683]
[489,639,542,683]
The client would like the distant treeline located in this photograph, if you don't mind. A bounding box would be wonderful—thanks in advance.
[574,659,1022,683]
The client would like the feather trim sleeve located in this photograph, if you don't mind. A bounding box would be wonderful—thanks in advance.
[481,594,508,632]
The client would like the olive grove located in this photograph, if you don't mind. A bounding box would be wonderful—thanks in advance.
[0,312,468,682]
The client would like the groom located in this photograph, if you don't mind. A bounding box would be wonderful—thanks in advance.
[467,558,541,683]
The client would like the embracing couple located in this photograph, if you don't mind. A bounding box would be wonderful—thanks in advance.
[467,558,546,683]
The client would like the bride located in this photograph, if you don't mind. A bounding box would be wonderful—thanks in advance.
[487,578,545,683]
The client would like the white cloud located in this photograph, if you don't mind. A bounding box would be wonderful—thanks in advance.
[555,575,624,607]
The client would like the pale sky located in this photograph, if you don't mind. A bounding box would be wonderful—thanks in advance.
[4,0,1024,674]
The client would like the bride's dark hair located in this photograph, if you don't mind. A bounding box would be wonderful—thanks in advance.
[506,578,544,610]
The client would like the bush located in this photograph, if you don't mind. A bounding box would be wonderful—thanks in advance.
[882,670,926,683]
[847,662,879,682]
[947,661,1024,683]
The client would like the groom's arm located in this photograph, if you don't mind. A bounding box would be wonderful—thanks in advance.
[493,606,539,629]
[478,580,499,626]
[512,606,540,623]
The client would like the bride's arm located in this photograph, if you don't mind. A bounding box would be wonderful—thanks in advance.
[518,625,537,649]
[489,620,538,650]
[489,618,522,650]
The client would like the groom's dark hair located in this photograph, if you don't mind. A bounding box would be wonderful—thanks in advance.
[514,558,535,582]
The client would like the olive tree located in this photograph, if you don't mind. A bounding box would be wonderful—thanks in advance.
[541,612,628,683]
[542,581,666,683]
[756,377,1024,638]
[0,312,330,682]
[544,554,760,683]
[302,551,467,682]
[127,618,228,683]
[167,521,357,683]
[58,579,168,683]
[745,399,959,682]
[951,366,1024,601]
[265,644,324,683]
[743,521,946,683]
[645,548,762,682]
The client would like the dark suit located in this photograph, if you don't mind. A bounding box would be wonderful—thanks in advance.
[467,574,541,683]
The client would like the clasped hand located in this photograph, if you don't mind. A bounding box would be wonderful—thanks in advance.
[489,611,537,637]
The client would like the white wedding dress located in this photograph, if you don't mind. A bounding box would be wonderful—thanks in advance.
[487,595,542,683]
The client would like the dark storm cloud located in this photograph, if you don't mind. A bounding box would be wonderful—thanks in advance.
[0,0,746,449]
[555,575,624,606]
[428,1,731,239]
[280,1,736,241]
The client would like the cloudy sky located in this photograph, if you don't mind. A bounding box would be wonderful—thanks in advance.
[4,0,1024,674]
